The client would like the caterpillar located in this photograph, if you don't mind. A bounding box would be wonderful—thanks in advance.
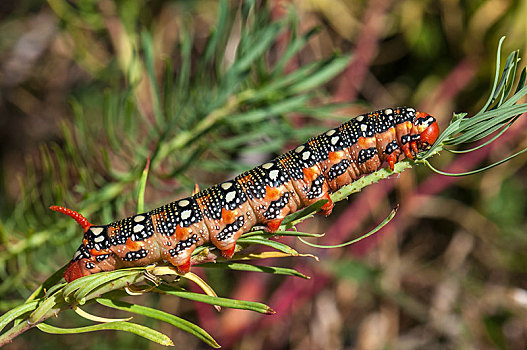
[52,107,439,282]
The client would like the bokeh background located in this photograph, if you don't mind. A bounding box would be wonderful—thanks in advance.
[1,0,527,349]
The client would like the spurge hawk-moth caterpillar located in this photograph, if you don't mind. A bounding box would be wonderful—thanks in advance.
[52,107,440,282]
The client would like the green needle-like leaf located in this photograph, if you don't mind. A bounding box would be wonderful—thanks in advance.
[154,284,275,314]
[198,261,310,279]
[288,55,351,93]
[0,301,39,333]
[37,321,174,347]
[237,237,299,255]
[137,157,151,214]
[299,207,398,248]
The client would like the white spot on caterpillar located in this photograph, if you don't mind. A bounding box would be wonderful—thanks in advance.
[407,107,415,112]
[295,145,305,153]
[178,199,190,207]
[133,224,144,233]
[181,210,192,220]
[134,215,145,222]
[302,151,311,160]
[91,227,104,236]
[269,170,279,180]
[360,124,368,132]
[262,162,273,169]
[326,129,336,136]
[94,235,105,243]
[221,182,232,190]
[226,191,236,202]
[356,115,364,122]
[73,250,81,260]
[331,136,339,145]
[384,109,393,115]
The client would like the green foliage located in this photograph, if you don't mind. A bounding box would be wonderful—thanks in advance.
[419,37,527,176]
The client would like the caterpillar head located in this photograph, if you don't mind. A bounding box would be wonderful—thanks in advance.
[412,111,439,152]
[50,206,117,282]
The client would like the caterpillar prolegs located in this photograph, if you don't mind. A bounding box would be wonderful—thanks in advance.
[53,107,440,282]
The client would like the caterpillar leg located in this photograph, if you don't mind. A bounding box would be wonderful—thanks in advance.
[387,153,398,171]
[221,245,236,259]
[172,255,192,274]
[410,141,418,155]
[319,192,334,216]
[264,218,283,233]
[403,144,413,160]
[161,242,198,275]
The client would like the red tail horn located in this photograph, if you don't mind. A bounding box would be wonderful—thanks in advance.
[50,205,92,232]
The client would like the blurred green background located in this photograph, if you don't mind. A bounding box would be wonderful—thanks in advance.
[1,0,527,349]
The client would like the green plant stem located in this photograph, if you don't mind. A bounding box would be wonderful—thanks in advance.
[153,96,240,168]
[0,320,34,347]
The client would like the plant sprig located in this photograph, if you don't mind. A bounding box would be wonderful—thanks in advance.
[417,37,527,176]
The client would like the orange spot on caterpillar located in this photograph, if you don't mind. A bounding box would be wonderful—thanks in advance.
[302,166,318,182]
[358,137,366,148]
[264,186,281,201]
[50,206,92,232]
[89,248,110,256]
[125,238,142,251]
[221,208,238,224]
[328,151,344,163]
[175,225,190,240]
[358,137,375,149]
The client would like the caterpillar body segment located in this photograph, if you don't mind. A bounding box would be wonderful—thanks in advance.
[57,107,439,282]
